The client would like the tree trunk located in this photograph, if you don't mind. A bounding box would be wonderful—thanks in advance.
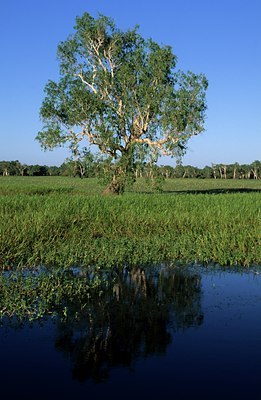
[251,168,258,180]
[223,165,227,179]
[79,165,85,179]
[102,175,124,195]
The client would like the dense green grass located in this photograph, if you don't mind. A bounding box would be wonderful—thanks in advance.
[0,176,260,268]
[0,175,260,195]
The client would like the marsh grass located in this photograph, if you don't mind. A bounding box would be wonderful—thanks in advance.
[0,268,107,321]
[0,177,260,268]
[0,176,260,195]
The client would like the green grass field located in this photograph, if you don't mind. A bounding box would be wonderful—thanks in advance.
[0,176,260,269]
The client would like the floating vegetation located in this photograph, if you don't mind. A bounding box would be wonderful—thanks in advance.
[0,264,203,337]
[0,267,108,322]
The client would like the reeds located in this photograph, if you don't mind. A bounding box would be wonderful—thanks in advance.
[0,177,260,268]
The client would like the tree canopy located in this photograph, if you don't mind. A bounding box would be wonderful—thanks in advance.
[37,12,208,193]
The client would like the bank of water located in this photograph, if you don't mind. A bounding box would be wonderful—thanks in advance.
[0,264,260,399]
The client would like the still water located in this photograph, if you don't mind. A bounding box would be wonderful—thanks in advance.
[0,265,260,399]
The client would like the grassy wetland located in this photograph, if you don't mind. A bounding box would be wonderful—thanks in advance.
[0,176,260,270]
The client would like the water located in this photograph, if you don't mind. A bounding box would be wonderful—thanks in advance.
[0,265,260,399]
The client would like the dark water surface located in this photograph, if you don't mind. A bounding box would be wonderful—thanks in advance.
[0,265,260,400]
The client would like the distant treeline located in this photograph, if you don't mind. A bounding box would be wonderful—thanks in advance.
[0,159,260,179]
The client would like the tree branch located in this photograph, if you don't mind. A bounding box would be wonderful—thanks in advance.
[133,135,179,156]
[75,72,97,94]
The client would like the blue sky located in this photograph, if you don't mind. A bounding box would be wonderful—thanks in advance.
[0,0,260,167]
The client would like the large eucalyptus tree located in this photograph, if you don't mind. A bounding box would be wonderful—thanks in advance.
[37,13,208,193]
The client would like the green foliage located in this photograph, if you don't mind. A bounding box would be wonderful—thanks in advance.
[37,12,208,193]
[0,177,260,268]
[0,268,106,321]
[1,159,260,180]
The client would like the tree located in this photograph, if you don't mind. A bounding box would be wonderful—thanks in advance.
[174,164,185,178]
[27,164,49,176]
[0,161,10,176]
[60,160,78,177]
[47,166,61,176]
[70,146,95,178]
[230,162,239,179]
[37,12,208,194]
[15,161,28,176]
[250,160,260,179]
[200,165,213,179]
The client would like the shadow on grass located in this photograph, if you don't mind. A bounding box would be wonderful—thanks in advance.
[28,188,75,195]
[0,187,75,196]
[137,188,261,195]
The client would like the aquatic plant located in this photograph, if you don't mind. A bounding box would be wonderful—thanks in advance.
[0,268,106,321]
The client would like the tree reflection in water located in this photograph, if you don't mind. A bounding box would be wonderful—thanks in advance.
[54,265,203,383]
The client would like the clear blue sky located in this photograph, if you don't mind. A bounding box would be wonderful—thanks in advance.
[0,0,260,167]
